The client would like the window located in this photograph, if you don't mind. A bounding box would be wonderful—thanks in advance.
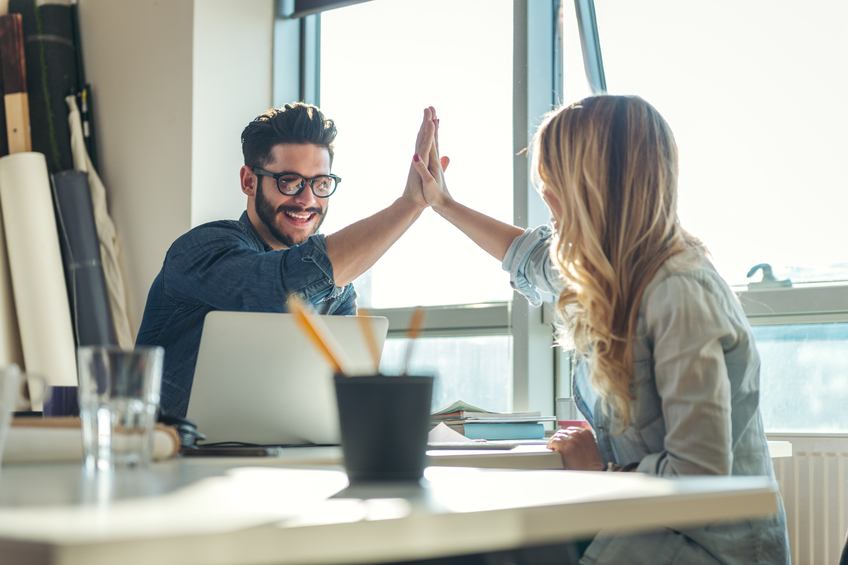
[319,0,514,309]
[592,0,848,287]
[380,335,512,412]
[587,0,848,432]
[281,0,847,428]
[752,323,848,433]
[560,1,596,104]
[302,0,558,415]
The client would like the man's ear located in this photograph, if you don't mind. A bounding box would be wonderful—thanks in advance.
[240,165,256,196]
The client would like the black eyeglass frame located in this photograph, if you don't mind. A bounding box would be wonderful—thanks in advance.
[252,167,341,198]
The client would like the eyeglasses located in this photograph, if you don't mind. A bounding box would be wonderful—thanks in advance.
[252,168,341,198]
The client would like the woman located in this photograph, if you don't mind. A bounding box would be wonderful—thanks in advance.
[412,96,789,564]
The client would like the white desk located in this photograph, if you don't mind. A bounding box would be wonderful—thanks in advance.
[0,460,779,565]
[430,439,792,469]
[209,439,791,472]
[225,444,564,470]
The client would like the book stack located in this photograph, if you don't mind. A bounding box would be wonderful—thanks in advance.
[431,400,555,440]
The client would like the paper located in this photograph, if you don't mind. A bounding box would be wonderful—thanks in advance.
[431,399,542,420]
[0,153,77,386]
[428,422,476,443]
[432,399,492,416]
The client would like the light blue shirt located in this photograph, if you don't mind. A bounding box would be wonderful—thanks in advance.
[503,225,790,565]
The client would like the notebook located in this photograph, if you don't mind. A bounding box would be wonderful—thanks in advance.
[187,311,389,446]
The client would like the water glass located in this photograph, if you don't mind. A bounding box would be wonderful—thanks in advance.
[556,397,590,430]
[77,346,163,471]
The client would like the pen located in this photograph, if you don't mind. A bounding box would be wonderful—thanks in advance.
[401,306,425,375]
[287,294,350,375]
[356,308,381,373]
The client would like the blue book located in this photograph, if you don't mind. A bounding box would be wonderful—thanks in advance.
[458,422,545,440]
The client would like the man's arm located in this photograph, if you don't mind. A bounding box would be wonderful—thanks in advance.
[325,197,423,287]
[324,107,436,287]
[164,224,342,311]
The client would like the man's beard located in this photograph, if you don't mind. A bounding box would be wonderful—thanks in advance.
[255,183,326,247]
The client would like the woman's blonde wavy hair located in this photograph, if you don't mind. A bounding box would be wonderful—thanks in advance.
[533,95,700,429]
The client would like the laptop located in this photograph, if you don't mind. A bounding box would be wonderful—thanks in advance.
[187,311,389,446]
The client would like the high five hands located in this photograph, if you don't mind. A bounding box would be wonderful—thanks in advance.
[407,106,451,211]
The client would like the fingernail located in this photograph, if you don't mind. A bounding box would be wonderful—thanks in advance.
[413,154,420,162]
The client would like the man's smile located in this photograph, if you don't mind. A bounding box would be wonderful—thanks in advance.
[279,206,321,227]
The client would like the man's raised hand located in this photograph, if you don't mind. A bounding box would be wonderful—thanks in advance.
[401,107,437,209]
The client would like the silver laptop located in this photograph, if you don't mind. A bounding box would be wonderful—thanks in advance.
[187,311,389,445]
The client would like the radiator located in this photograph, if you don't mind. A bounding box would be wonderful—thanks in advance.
[768,434,848,565]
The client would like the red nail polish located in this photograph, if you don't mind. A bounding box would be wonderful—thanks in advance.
[413,154,420,162]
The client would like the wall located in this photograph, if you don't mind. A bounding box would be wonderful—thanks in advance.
[192,0,274,227]
[78,0,273,331]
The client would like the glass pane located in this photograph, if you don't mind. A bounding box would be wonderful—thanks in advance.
[753,323,848,432]
[593,1,848,287]
[561,2,594,104]
[379,335,512,412]
[320,0,514,308]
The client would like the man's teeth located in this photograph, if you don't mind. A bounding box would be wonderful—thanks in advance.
[284,210,313,221]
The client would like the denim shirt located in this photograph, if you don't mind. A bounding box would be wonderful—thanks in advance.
[136,212,356,417]
[503,225,790,565]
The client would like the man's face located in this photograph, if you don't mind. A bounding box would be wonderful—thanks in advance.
[251,144,331,248]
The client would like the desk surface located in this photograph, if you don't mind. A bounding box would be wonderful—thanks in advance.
[429,440,792,470]
[198,440,791,472]
[0,460,779,565]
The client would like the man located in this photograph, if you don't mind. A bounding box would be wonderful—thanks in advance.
[137,102,437,417]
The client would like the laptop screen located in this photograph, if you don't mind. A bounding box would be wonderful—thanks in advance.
[187,311,388,445]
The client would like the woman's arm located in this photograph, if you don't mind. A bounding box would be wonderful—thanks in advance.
[640,274,736,476]
[431,198,524,262]
[410,112,523,261]
[411,113,563,305]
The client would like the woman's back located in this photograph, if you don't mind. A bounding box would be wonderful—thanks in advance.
[571,247,789,564]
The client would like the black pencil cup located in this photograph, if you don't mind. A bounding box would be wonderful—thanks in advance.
[334,374,434,483]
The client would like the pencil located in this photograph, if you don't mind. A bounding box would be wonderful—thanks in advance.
[356,308,381,373]
[287,294,349,376]
[401,306,426,375]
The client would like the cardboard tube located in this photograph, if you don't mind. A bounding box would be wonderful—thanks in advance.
[0,206,23,368]
[0,152,77,386]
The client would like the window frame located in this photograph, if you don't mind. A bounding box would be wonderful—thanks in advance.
[740,285,848,326]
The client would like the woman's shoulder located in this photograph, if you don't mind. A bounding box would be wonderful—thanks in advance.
[642,246,737,312]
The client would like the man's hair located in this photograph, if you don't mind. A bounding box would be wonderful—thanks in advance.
[241,102,337,168]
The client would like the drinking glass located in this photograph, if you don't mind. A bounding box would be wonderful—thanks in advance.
[77,346,164,471]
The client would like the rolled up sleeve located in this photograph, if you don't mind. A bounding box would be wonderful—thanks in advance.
[637,274,736,476]
[163,227,344,311]
[501,225,563,306]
